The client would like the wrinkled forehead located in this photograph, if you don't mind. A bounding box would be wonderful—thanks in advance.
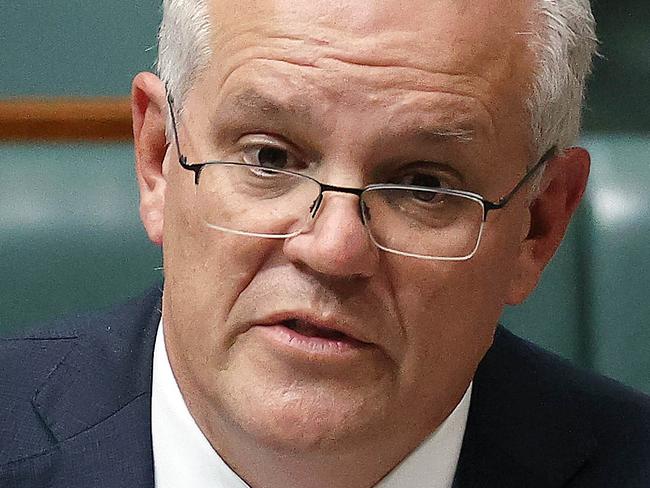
[207,0,536,85]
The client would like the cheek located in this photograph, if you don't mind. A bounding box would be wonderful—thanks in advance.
[392,261,502,348]
[384,229,519,390]
[161,179,273,362]
[392,240,514,327]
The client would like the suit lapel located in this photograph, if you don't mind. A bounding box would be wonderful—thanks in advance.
[453,327,596,487]
[0,288,162,488]
[2,394,155,488]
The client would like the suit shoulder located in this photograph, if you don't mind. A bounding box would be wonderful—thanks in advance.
[463,327,650,484]
[491,326,650,418]
[485,327,650,461]
[0,286,161,466]
[0,285,162,386]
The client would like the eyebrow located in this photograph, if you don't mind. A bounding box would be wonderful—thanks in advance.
[382,123,477,148]
[212,89,478,144]
[410,127,475,143]
[213,89,316,127]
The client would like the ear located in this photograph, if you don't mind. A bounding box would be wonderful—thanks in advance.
[132,72,168,246]
[506,147,590,304]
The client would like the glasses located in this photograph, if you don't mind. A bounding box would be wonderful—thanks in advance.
[167,94,554,261]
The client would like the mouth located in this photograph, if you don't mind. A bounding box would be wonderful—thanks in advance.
[282,319,352,342]
[250,316,371,358]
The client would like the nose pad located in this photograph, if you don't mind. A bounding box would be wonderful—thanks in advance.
[306,192,367,231]
[361,199,372,223]
[309,194,323,217]
[283,192,378,278]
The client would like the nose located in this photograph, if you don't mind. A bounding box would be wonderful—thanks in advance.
[283,192,379,278]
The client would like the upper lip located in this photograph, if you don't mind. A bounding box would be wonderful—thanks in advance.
[252,311,373,345]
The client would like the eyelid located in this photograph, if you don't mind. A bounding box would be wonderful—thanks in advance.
[240,134,291,150]
[239,134,308,160]
[396,161,466,189]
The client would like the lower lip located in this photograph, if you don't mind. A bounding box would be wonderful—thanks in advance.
[252,324,369,358]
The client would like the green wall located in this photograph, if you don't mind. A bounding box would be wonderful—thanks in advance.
[0,144,161,326]
[1,1,160,97]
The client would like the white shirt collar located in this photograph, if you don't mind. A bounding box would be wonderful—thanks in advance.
[152,319,472,488]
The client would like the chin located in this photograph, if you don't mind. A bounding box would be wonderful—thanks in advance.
[245,398,380,453]
[212,364,390,454]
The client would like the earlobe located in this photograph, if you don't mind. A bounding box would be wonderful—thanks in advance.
[506,148,590,304]
[132,72,169,246]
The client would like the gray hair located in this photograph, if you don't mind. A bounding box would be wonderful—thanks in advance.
[157,0,598,157]
[157,0,212,114]
[528,0,598,158]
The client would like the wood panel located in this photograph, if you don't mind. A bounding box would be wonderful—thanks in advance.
[0,97,132,141]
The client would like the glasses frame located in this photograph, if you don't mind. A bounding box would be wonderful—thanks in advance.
[166,93,556,260]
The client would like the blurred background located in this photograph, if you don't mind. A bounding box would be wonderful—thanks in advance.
[1,1,648,393]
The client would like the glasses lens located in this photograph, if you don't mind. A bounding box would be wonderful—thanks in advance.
[361,187,485,259]
[196,163,321,237]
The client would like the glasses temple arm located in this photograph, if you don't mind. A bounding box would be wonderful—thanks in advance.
[166,92,187,166]
[484,146,558,215]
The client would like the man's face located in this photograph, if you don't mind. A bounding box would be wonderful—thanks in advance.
[156,0,539,455]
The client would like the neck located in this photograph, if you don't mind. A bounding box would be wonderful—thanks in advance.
[202,413,430,488]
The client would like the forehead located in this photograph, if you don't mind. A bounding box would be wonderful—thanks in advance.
[188,0,537,170]
[208,0,534,81]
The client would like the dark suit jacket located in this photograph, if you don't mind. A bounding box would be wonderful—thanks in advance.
[1,286,649,487]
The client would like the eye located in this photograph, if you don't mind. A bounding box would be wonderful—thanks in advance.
[243,145,298,170]
[400,173,442,189]
[394,172,448,203]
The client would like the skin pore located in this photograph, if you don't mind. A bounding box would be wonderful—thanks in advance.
[132,0,590,486]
